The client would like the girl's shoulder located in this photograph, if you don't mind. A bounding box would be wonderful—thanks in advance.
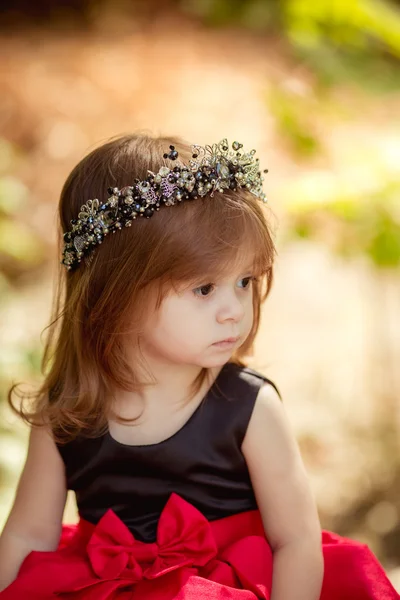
[219,361,281,401]
[54,362,280,466]
[206,361,281,446]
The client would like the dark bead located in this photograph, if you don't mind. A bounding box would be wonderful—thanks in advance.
[107,187,114,195]
[170,151,178,160]
[192,153,198,159]
[163,153,168,159]
[63,232,72,242]
[195,171,204,181]
[173,166,180,173]
[144,207,153,218]
[71,219,77,225]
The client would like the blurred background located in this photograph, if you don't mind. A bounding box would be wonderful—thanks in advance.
[0,0,399,589]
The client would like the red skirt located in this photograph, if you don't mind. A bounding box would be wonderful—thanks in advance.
[1,493,398,600]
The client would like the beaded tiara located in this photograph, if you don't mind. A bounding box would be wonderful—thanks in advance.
[61,138,268,271]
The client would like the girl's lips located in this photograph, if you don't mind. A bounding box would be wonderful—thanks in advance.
[212,337,239,346]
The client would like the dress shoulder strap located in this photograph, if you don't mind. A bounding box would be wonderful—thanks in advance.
[207,361,281,447]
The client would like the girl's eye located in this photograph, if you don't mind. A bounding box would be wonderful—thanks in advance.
[193,277,255,298]
[193,283,215,297]
[239,276,254,289]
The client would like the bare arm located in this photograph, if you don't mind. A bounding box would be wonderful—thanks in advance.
[0,425,67,591]
[242,384,324,600]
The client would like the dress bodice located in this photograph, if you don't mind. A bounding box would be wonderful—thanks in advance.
[56,362,280,543]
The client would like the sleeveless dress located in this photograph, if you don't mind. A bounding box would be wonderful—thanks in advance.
[1,362,398,600]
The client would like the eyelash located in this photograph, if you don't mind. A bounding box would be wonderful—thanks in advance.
[193,276,257,298]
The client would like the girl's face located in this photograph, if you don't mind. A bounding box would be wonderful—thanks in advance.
[141,261,255,368]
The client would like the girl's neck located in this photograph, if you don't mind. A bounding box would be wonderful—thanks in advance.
[112,355,225,415]
[107,361,226,445]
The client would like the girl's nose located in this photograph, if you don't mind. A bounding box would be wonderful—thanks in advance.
[216,292,246,323]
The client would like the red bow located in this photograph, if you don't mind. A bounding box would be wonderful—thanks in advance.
[56,493,218,598]
[87,493,218,581]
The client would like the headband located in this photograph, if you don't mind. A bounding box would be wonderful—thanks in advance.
[61,139,268,271]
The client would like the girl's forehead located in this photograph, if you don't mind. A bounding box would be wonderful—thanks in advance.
[218,238,262,269]
[188,249,258,283]
[164,240,266,296]
[219,252,256,276]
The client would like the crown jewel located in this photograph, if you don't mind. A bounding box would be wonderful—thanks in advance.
[61,139,268,271]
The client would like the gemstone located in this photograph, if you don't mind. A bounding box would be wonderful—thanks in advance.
[216,162,229,178]
[121,186,133,197]
[73,236,86,252]
[99,211,116,228]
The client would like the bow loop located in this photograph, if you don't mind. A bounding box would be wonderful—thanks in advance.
[87,509,143,581]
[146,493,218,578]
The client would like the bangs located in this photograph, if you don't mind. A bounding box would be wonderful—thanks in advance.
[158,190,275,291]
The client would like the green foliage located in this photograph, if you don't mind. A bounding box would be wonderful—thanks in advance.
[283,0,400,58]
[179,0,279,28]
[0,140,45,272]
[179,0,400,91]
[266,85,322,158]
[284,178,400,268]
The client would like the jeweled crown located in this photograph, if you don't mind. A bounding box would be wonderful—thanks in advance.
[61,138,268,271]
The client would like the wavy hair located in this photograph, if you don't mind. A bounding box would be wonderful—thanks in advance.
[7,133,278,443]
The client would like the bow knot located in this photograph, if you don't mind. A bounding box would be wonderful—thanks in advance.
[130,541,158,564]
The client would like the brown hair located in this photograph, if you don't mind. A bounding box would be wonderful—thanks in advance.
[7,132,277,443]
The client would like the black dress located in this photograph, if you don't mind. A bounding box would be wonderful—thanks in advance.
[56,361,279,542]
[2,362,398,600]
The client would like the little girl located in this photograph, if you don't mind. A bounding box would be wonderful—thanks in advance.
[0,134,397,600]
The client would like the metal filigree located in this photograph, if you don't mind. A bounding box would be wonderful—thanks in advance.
[61,139,268,271]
